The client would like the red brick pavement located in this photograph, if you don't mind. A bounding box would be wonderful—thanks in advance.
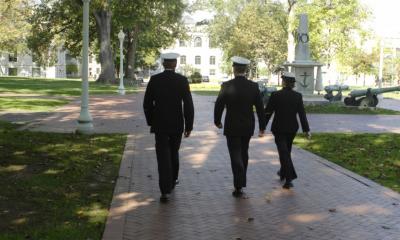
[102,93,400,240]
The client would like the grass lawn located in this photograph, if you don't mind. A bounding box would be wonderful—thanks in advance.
[0,76,138,96]
[0,97,70,112]
[190,83,220,96]
[305,104,400,115]
[0,121,126,240]
[294,133,400,193]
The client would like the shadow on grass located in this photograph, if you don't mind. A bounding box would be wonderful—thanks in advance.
[0,122,126,239]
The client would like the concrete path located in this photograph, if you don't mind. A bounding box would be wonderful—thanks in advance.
[378,98,400,112]
[8,93,400,239]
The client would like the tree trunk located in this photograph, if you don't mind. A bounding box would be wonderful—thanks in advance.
[363,74,366,87]
[94,10,115,84]
[125,27,139,80]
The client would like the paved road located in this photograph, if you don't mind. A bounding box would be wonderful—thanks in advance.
[101,93,400,240]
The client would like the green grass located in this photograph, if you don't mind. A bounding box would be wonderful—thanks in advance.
[0,76,138,96]
[305,104,400,115]
[0,97,70,112]
[190,83,221,96]
[294,133,400,193]
[0,121,126,239]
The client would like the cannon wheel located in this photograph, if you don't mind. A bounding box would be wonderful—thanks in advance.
[359,95,378,108]
[344,97,357,106]
[359,97,370,108]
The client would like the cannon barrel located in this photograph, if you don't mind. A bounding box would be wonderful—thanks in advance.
[349,86,400,97]
[324,85,349,92]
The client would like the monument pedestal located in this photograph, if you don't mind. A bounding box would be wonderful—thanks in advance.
[283,61,323,96]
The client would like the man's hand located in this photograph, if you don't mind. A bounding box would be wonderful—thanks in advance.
[258,130,265,137]
[305,132,312,140]
[184,131,191,138]
[215,123,223,129]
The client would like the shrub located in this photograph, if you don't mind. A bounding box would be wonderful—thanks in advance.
[190,72,202,83]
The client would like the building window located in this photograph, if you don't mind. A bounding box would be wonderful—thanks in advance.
[179,40,186,47]
[96,68,100,74]
[180,55,186,65]
[195,56,201,65]
[9,53,17,62]
[210,69,216,76]
[32,67,41,77]
[209,56,216,65]
[8,68,17,76]
[89,55,93,63]
[194,37,202,47]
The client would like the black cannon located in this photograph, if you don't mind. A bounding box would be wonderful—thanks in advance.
[323,84,349,102]
[344,86,400,107]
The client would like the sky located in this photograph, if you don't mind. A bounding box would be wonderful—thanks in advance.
[361,0,400,38]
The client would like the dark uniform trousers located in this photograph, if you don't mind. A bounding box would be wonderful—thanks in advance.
[274,133,297,181]
[226,135,251,189]
[155,133,182,195]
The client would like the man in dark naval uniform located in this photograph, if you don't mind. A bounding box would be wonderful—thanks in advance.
[265,71,311,189]
[143,52,194,202]
[214,56,266,197]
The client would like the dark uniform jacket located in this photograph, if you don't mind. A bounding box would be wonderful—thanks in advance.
[265,88,310,134]
[143,70,194,134]
[214,76,266,136]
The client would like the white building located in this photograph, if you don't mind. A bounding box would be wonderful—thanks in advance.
[158,15,225,81]
[0,48,101,80]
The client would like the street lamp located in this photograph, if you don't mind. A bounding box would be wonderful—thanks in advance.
[118,29,125,95]
[76,0,93,134]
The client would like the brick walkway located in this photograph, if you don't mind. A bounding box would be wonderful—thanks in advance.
[101,93,400,240]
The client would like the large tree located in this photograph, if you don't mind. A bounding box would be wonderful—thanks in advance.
[28,0,115,83]
[29,0,186,82]
[113,0,186,80]
[0,0,32,52]
[296,0,370,66]
[207,0,288,75]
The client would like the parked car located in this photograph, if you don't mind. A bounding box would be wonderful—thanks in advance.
[201,76,210,82]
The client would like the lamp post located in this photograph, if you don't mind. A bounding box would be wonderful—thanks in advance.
[118,29,125,95]
[76,0,93,134]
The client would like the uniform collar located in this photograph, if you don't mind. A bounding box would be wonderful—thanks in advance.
[234,75,247,80]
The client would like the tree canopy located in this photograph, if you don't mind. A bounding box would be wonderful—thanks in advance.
[28,0,186,82]
[0,0,32,53]
[203,0,372,76]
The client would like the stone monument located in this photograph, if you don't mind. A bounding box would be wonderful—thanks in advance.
[284,14,323,95]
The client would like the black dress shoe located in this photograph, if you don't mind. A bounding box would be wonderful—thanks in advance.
[160,194,169,202]
[175,179,179,185]
[277,170,285,181]
[232,188,244,198]
[282,181,293,189]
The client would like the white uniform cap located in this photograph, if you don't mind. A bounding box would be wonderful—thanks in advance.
[231,56,251,66]
[282,71,296,81]
[161,52,180,62]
